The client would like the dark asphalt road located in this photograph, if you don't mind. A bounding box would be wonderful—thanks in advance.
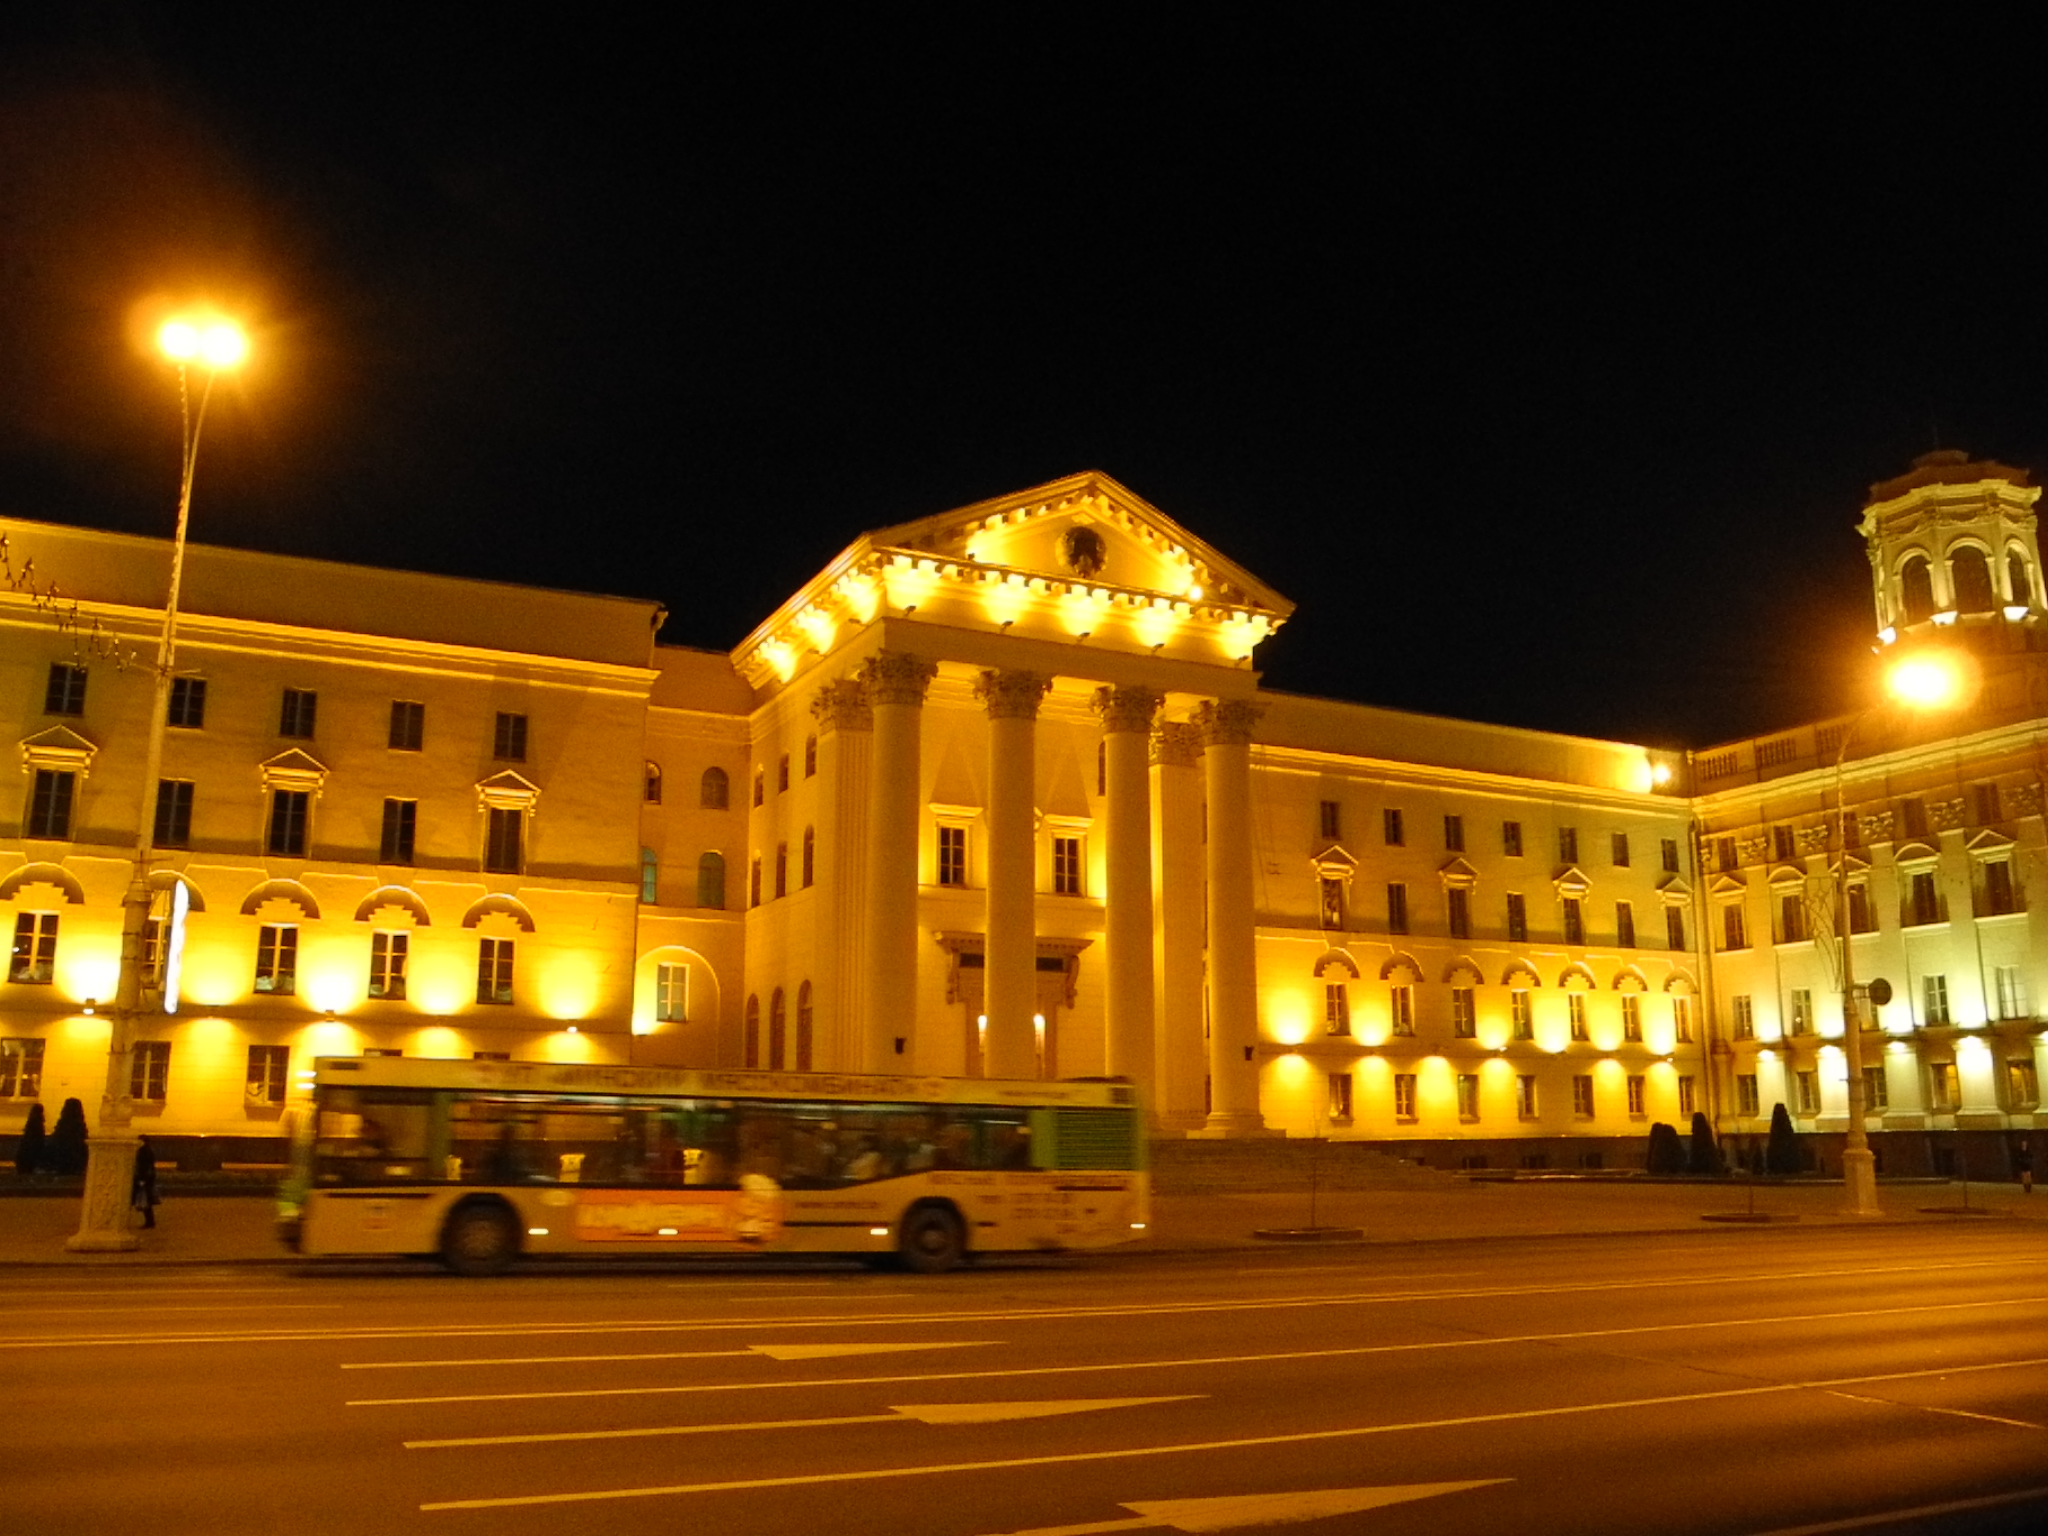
[8,1226,2048,1536]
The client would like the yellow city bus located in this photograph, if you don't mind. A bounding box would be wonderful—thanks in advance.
[277,1056,1148,1275]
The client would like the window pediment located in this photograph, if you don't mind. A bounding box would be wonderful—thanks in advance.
[1965,829,2017,860]
[1552,865,1591,897]
[1558,963,1596,991]
[1379,952,1423,985]
[1655,875,1693,905]
[1312,948,1360,979]
[1437,856,1480,889]
[1312,844,1357,880]
[1708,873,1747,898]
[21,725,96,776]
[1766,863,1808,889]
[1613,968,1648,993]
[260,749,329,794]
[1443,958,1485,986]
[477,770,540,812]
[1894,840,1941,869]
[1502,961,1542,988]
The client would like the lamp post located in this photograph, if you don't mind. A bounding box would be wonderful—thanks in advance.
[1828,649,1967,1219]
[68,314,247,1251]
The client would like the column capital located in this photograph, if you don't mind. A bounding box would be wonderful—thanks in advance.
[1193,698,1263,748]
[1151,721,1202,768]
[974,668,1051,720]
[1092,684,1162,735]
[810,679,872,735]
[861,651,938,707]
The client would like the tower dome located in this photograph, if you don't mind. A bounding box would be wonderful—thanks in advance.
[1861,450,2043,656]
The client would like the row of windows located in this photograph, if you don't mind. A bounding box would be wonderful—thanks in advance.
[1324,1067,1694,1123]
[1733,1058,2039,1118]
[1322,883,1687,950]
[1714,786,2020,871]
[751,740,821,806]
[741,984,814,1071]
[1894,544,2034,624]
[1715,864,2020,951]
[0,1036,293,1107]
[1318,804,1681,873]
[1322,981,1696,1045]
[1729,968,2033,1037]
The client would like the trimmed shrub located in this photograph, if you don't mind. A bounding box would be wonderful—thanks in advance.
[1687,1110,1724,1176]
[13,1103,47,1177]
[46,1097,88,1177]
[1645,1121,1686,1176]
[1765,1101,1801,1175]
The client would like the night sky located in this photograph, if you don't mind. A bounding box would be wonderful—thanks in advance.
[5,7,2046,749]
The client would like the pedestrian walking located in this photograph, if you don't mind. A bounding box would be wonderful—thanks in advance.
[2019,1138,2034,1196]
[131,1135,159,1229]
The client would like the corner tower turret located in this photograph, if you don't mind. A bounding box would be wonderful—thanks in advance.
[1861,449,2044,659]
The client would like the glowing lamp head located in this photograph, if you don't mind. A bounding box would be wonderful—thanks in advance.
[158,316,248,370]
[1887,650,1966,710]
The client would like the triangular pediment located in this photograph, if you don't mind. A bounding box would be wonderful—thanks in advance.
[1708,873,1747,897]
[20,725,97,772]
[1552,864,1591,896]
[1438,856,1480,887]
[1656,874,1693,903]
[476,770,541,810]
[1966,829,2017,857]
[1312,843,1357,876]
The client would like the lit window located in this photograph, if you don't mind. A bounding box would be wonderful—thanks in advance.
[1568,993,1588,1041]
[255,925,298,995]
[1929,1061,1957,1111]
[1328,1072,1354,1120]
[1053,835,1084,896]
[937,824,967,887]
[1390,984,1415,1036]
[1622,994,1642,1041]
[9,914,58,984]
[1324,983,1350,1036]
[656,962,688,1023]
[640,847,659,903]
[130,1041,171,1101]
[1394,1073,1417,1119]
[477,938,515,1005]
[1452,987,1476,1037]
[0,1039,47,1100]
[246,1045,289,1105]
[1510,990,1533,1039]
[1572,1074,1594,1117]
[369,932,408,1000]
[2006,1059,2038,1108]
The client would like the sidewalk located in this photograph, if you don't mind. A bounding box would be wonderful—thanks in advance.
[2,1178,2043,1268]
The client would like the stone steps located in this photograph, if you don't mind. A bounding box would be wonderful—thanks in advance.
[1147,1138,1459,1195]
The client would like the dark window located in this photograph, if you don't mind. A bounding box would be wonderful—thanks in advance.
[1779,893,1805,943]
[1665,905,1686,951]
[701,766,729,809]
[805,736,817,777]
[1985,860,2018,916]
[1612,832,1630,867]
[1908,870,1941,926]
[1319,800,1341,839]
[44,664,86,716]
[744,995,760,1068]
[1444,814,1464,852]
[1320,878,1346,929]
[1562,896,1584,945]
[279,688,317,739]
[380,799,416,863]
[1973,782,2002,825]
[1723,904,1747,949]
[1900,555,1934,624]
[267,790,309,856]
[1772,825,1796,861]
[1506,892,1527,943]
[255,925,298,994]
[1386,882,1408,934]
[1,1038,47,1098]
[1953,546,1996,613]
[484,808,523,874]
[769,988,786,1069]
[749,857,762,907]
[1447,887,1471,939]
[697,851,726,909]
[1616,901,1636,948]
[26,769,74,839]
[167,676,206,729]
[1662,837,1680,874]
[640,847,658,903]
[777,755,789,793]
[644,763,662,804]
[1716,836,1738,872]
[774,842,788,899]
[1383,808,1404,846]
[802,827,814,888]
[1848,883,1874,934]
[153,780,193,848]
[389,700,424,751]
[1502,820,1523,857]
[752,769,764,807]
[1900,798,1928,839]
[369,932,408,1000]
[493,712,528,762]
[476,938,515,1004]
[2009,550,2034,608]
[1558,827,1578,864]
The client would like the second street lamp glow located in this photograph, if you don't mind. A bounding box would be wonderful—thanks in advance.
[158,316,249,370]
[1886,650,1966,710]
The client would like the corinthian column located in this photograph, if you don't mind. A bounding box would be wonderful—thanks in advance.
[809,679,871,1071]
[860,652,935,1072]
[1196,697,1266,1136]
[1094,685,1161,1106]
[975,668,1050,1078]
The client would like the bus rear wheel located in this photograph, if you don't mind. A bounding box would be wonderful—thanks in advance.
[441,1202,520,1277]
[897,1202,965,1274]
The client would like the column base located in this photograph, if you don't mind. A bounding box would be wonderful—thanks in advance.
[1190,1112,1276,1140]
[66,1133,143,1253]
[1840,1146,1882,1217]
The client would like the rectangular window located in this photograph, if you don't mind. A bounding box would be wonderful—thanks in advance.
[1383,807,1404,846]
[9,913,58,984]
[1622,994,1642,1041]
[1328,1071,1354,1121]
[389,699,425,751]
[1324,983,1350,1037]
[1661,837,1680,875]
[656,962,689,1023]
[1319,800,1341,839]
[368,931,408,1000]
[1778,892,1805,944]
[1995,965,2028,1021]
[130,1041,171,1102]
[279,688,317,739]
[1457,1073,1480,1121]
[255,925,298,995]
[1390,984,1415,1036]
[1736,1074,1759,1117]
[1796,1069,1819,1115]
[1772,825,1796,861]
[1510,989,1533,1039]
[641,847,659,903]
[377,799,417,865]
[1722,903,1747,950]
[1572,1074,1594,1117]
[1929,1061,1958,1111]
[477,938,515,1004]
[167,676,206,729]
[152,780,193,849]
[1562,897,1584,946]
[1443,813,1464,852]
[1320,877,1347,929]
[1862,1065,1889,1112]
[45,663,87,716]
[1616,901,1635,949]
[1626,1075,1646,1117]
[1506,892,1527,943]
[1447,887,1471,939]
[1665,905,1687,951]
[1394,1072,1417,1120]
[246,1044,289,1105]
[1900,797,1928,839]
[1678,1076,1696,1118]
[1502,820,1523,857]
[1452,987,1476,1037]
[267,789,309,857]
[1516,1074,1538,1119]
[1923,973,1951,1027]
[1673,995,1695,1043]
[1716,836,1738,873]
[1732,994,1755,1039]
[1974,781,2002,825]
[1984,860,2018,916]
[1386,882,1408,935]
[1612,831,1630,867]
[484,807,523,874]
[1558,826,1578,864]
[2007,1059,2039,1108]
[749,857,762,908]
[26,769,75,840]
[0,1039,47,1099]
[1053,835,1084,896]
[1907,870,1940,926]
[937,824,967,887]
[494,711,528,762]
[1568,993,1589,1041]
[1847,883,1874,934]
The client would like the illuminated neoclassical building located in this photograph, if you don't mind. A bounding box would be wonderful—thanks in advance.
[4,459,2042,1172]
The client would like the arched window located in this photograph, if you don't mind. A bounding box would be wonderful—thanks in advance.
[639,847,658,904]
[697,851,726,909]
[769,987,787,1069]
[749,857,762,908]
[801,827,815,887]
[1952,546,1995,613]
[744,995,760,1069]
[774,843,787,899]
[2010,548,2035,609]
[796,980,813,1070]
[700,766,728,810]
[644,762,662,804]
[804,735,817,777]
[1900,555,1935,624]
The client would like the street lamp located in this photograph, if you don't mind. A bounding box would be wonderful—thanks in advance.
[67,312,248,1251]
[1828,646,1968,1218]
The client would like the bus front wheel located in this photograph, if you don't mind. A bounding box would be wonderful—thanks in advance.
[897,1202,965,1274]
[441,1202,520,1277]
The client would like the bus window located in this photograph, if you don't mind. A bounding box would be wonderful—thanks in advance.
[313,1089,435,1186]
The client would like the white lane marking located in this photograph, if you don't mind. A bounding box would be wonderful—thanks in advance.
[754,1341,998,1361]
[407,1396,1199,1449]
[419,1359,2048,1511]
[0,1286,306,1299]
[347,1292,2048,1405]
[348,1339,997,1372]
[6,1303,343,1318]
[12,1255,2033,1351]
[1114,1480,1509,1534]
[1743,1485,2048,1536]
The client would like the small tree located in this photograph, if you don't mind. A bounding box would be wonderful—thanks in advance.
[46,1097,88,1177]
[1687,1110,1724,1176]
[1645,1121,1686,1176]
[13,1103,47,1177]
[1764,1102,1801,1175]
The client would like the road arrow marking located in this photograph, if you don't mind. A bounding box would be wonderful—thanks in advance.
[1119,1480,1510,1532]
[752,1340,1000,1361]
[895,1397,1200,1425]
